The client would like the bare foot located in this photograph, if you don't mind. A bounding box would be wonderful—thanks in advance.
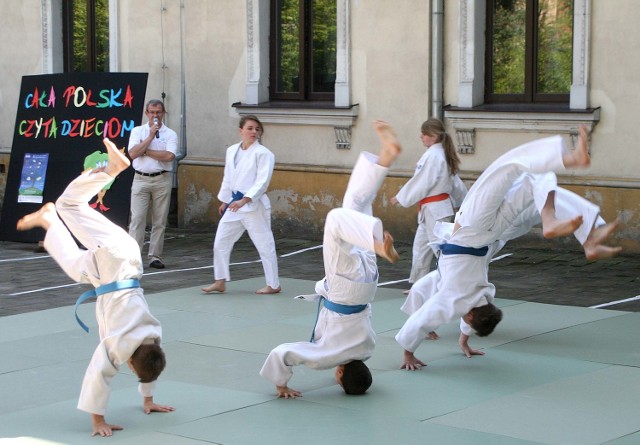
[583,219,622,260]
[103,138,130,177]
[383,231,400,264]
[400,350,426,371]
[276,385,302,399]
[373,120,402,167]
[402,289,410,295]
[584,244,623,261]
[426,331,440,340]
[16,202,56,231]
[563,125,591,169]
[202,280,225,293]
[256,285,281,295]
[542,215,583,239]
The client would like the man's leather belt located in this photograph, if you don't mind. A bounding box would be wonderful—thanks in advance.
[135,170,167,177]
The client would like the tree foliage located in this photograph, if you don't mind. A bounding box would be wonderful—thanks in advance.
[491,0,572,97]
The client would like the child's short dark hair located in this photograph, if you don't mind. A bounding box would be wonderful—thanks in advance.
[341,360,372,395]
[131,343,166,383]
[469,303,503,337]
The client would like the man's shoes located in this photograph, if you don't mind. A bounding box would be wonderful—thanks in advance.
[149,259,165,269]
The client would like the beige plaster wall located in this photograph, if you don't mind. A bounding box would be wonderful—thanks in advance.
[442,1,640,181]
[0,0,45,151]
[588,1,640,178]
[159,0,433,169]
[117,0,184,139]
[178,162,635,251]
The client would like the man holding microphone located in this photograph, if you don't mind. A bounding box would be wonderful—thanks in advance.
[127,99,178,269]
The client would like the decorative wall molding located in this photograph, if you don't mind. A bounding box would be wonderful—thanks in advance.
[234,103,359,128]
[334,126,351,149]
[445,107,600,154]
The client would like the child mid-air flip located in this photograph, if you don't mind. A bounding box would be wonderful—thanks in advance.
[396,126,621,370]
[17,139,175,436]
[260,120,401,398]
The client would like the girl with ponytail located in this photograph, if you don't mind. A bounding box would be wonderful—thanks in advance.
[390,118,467,287]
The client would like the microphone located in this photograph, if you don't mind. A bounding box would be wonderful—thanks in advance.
[153,117,159,138]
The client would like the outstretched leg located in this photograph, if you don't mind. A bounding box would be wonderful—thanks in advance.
[342,120,401,215]
[364,120,401,264]
[55,138,136,255]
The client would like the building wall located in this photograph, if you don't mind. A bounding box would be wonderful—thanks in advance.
[439,0,640,250]
[0,0,46,152]
[0,0,638,252]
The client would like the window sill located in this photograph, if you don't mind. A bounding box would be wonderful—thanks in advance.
[232,102,359,127]
[443,105,601,154]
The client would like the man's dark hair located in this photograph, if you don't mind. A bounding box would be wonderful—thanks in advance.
[131,343,166,383]
[145,99,166,112]
[341,360,372,395]
[469,303,503,337]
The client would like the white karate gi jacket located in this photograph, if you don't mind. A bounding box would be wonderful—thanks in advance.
[396,135,574,353]
[77,287,162,415]
[43,170,163,416]
[395,143,460,222]
[400,170,606,345]
[218,141,274,220]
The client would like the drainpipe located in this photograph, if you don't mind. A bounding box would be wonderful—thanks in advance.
[169,0,187,225]
[430,0,444,120]
[176,0,187,163]
[172,0,187,185]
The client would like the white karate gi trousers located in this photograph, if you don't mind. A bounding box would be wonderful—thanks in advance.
[213,200,280,288]
[45,170,161,415]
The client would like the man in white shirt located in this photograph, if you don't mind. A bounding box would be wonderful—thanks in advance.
[127,99,178,269]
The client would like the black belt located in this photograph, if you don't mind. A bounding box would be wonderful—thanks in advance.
[135,170,167,177]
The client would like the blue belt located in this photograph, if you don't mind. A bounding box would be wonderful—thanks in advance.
[74,279,141,333]
[222,191,245,216]
[440,243,488,257]
[310,297,368,342]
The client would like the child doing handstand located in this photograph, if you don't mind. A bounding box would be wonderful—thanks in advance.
[17,139,175,436]
[260,120,401,398]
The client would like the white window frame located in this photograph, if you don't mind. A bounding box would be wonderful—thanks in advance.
[239,0,357,135]
[41,0,118,74]
[446,0,598,153]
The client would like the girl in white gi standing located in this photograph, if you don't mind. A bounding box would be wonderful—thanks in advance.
[260,120,401,398]
[202,115,281,295]
[396,126,621,371]
[17,139,174,437]
[390,118,466,285]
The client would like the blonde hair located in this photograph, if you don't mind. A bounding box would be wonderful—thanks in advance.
[420,118,460,175]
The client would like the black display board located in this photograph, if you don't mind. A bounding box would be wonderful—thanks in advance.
[0,72,148,242]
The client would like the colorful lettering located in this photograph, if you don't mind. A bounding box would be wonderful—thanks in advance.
[123,85,134,108]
